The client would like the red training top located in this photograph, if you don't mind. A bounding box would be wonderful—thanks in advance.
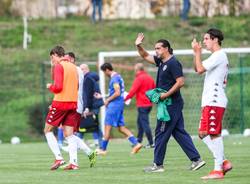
[125,71,155,107]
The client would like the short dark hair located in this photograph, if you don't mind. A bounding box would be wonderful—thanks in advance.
[100,63,113,71]
[66,52,75,59]
[156,39,173,54]
[50,46,65,57]
[206,28,224,46]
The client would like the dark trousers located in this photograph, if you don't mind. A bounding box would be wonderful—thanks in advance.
[92,0,102,22]
[180,0,190,21]
[137,107,153,145]
[154,102,200,166]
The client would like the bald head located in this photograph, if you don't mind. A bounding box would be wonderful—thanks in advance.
[134,63,144,73]
[80,64,90,75]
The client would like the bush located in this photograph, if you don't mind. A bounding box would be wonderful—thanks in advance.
[189,18,206,27]
[27,102,49,135]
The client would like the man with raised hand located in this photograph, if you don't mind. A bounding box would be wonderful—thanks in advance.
[135,33,205,173]
[192,28,232,180]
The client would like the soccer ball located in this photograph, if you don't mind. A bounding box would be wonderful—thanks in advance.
[11,136,21,144]
[221,129,229,137]
[243,129,250,137]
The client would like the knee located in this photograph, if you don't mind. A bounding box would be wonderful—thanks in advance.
[43,128,48,134]
[118,126,129,134]
[117,127,123,132]
[63,131,72,137]
[144,127,150,133]
[63,126,74,137]
[44,124,53,134]
[198,133,207,139]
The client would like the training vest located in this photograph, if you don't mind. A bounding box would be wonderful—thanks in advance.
[53,61,78,102]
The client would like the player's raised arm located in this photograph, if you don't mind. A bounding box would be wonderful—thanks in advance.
[191,38,206,74]
[135,33,155,65]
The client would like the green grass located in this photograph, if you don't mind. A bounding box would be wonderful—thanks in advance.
[0,136,249,184]
[0,16,250,141]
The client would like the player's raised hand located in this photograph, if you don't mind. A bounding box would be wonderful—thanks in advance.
[191,38,202,53]
[191,38,197,48]
[135,33,144,46]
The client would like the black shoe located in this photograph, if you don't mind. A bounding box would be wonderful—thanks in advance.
[189,159,206,171]
[143,163,164,173]
[144,144,155,149]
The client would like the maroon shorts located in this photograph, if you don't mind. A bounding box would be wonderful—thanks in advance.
[74,113,81,132]
[46,106,80,130]
[199,106,225,135]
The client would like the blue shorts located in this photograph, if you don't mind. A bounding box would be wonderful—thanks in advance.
[105,106,125,127]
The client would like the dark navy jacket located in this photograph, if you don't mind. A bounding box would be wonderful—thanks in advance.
[82,72,102,112]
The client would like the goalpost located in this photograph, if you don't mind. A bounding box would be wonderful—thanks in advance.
[98,48,250,134]
[23,16,32,50]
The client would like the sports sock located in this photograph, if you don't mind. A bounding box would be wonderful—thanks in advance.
[66,135,78,165]
[45,132,63,160]
[101,139,109,151]
[92,132,99,140]
[93,132,99,145]
[97,130,103,148]
[212,136,224,171]
[202,135,214,153]
[128,135,138,146]
[57,127,64,145]
[73,135,92,155]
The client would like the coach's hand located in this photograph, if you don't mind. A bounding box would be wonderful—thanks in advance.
[160,93,167,100]
[135,33,144,46]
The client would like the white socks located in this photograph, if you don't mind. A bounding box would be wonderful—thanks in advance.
[46,132,90,166]
[66,135,78,165]
[212,136,224,171]
[202,136,214,153]
[202,135,224,171]
[45,132,63,160]
[74,135,92,155]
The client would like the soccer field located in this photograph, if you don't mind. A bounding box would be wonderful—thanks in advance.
[0,136,249,184]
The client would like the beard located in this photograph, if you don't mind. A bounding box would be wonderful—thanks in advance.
[156,53,162,59]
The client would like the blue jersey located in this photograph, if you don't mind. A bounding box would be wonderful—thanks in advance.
[154,56,183,104]
[108,73,125,107]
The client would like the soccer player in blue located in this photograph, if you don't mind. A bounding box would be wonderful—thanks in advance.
[135,33,206,172]
[96,63,143,155]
